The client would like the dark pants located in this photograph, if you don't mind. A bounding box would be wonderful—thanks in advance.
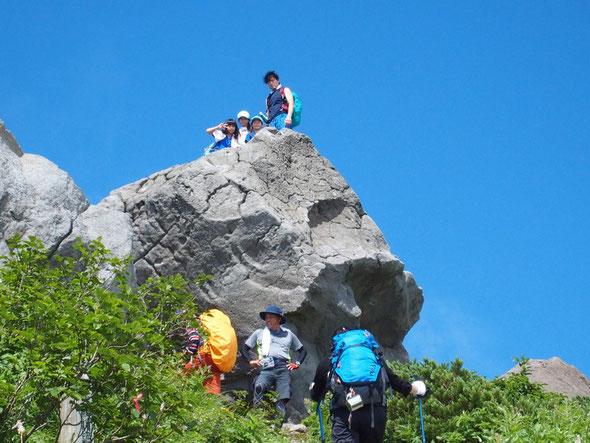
[253,365,292,404]
[331,406,387,443]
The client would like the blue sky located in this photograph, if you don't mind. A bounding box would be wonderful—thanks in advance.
[2,2,589,379]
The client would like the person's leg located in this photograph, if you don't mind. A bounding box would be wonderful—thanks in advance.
[201,354,222,395]
[351,406,386,443]
[273,367,291,417]
[331,408,358,443]
[253,371,274,406]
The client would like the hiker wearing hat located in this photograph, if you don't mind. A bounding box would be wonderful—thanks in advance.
[241,305,307,415]
[309,327,428,443]
[237,110,251,144]
[245,115,264,142]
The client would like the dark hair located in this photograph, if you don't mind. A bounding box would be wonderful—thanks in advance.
[223,119,239,140]
[332,326,350,337]
[263,70,279,84]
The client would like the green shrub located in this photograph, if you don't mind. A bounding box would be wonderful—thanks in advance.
[0,236,286,442]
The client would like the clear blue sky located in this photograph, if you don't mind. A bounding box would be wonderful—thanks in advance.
[3,2,589,379]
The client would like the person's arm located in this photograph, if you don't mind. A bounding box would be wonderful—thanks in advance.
[283,87,294,126]
[242,332,262,367]
[206,123,225,136]
[309,357,332,402]
[240,343,252,360]
[385,365,413,396]
[286,346,307,370]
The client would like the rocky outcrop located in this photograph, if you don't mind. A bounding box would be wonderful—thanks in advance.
[504,357,590,398]
[0,121,423,413]
[0,119,89,257]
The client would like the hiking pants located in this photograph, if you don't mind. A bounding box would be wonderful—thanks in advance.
[253,366,291,404]
[331,406,387,443]
[183,353,222,395]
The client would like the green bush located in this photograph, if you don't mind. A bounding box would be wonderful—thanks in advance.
[386,357,590,442]
[0,236,286,442]
[2,236,588,442]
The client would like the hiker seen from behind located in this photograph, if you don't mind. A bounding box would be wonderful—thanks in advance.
[182,309,238,395]
[310,327,427,443]
[241,305,307,417]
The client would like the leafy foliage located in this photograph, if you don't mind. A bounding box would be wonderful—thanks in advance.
[0,236,286,442]
[385,357,590,442]
[1,236,589,442]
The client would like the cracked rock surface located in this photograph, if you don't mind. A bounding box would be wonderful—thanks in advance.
[1,123,423,413]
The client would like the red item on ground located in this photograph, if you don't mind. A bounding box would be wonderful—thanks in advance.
[183,353,222,395]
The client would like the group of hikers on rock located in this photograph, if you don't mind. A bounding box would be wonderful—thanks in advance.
[204,70,302,155]
[181,304,428,443]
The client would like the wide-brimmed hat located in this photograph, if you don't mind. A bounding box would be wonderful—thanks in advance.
[259,305,286,324]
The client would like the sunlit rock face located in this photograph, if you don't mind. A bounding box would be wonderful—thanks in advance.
[1,122,423,414]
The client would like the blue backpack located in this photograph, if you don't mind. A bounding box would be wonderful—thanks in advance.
[329,330,388,411]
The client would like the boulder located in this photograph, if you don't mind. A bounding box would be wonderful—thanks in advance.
[504,357,590,398]
[1,121,423,414]
[99,128,423,410]
[0,120,89,257]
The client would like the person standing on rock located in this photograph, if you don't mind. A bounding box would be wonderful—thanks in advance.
[205,119,240,154]
[309,327,427,443]
[237,110,251,144]
[245,115,264,142]
[263,70,294,130]
[241,305,307,416]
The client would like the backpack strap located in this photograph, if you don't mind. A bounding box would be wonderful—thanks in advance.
[280,86,289,112]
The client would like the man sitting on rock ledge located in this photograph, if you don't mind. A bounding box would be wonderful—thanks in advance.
[241,305,307,416]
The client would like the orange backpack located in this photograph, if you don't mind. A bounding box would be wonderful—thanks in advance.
[200,309,238,372]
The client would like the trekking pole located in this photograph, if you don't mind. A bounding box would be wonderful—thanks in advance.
[418,396,426,443]
[317,403,325,443]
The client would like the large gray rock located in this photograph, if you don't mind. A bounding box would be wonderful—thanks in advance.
[99,128,423,411]
[504,357,590,398]
[0,120,89,256]
[1,121,423,415]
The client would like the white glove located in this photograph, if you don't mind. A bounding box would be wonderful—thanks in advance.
[411,380,427,397]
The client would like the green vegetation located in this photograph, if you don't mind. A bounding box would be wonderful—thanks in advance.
[0,236,284,442]
[305,358,590,442]
[1,236,589,442]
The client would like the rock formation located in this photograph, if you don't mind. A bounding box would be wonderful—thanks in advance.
[504,357,590,398]
[0,120,423,413]
[0,120,89,257]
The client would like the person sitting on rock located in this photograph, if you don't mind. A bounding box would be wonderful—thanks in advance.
[263,70,294,130]
[237,110,251,145]
[245,115,265,143]
[205,119,239,154]
[241,305,307,416]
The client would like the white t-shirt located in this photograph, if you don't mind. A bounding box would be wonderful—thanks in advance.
[238,127,249,145]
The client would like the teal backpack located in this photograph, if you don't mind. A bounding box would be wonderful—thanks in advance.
[280,87,302,127]
[329,330,388,411]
